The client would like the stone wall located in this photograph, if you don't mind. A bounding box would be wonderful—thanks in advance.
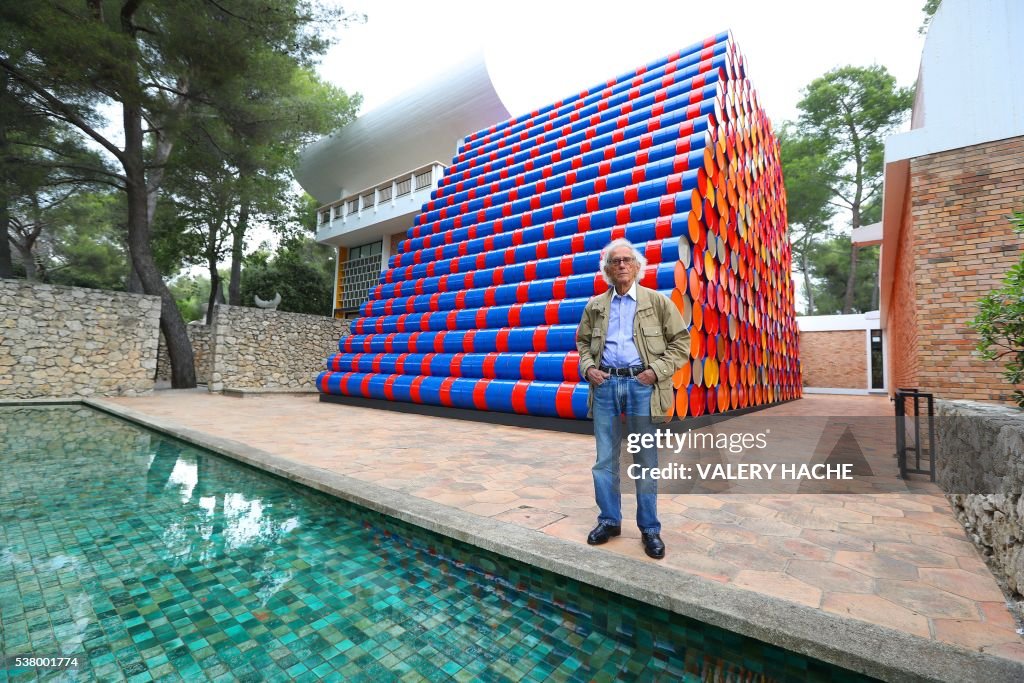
[156,323,212,383]
[208,304,349,392]
[891,136,1024,402]
[798,330,867,389]
[0,280,159,398]
[937,399,1024,597]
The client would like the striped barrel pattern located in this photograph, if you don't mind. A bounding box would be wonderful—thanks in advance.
[318,31,802,419]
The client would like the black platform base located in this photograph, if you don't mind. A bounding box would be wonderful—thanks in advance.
[317,392,790,435]
[318,392,594,434]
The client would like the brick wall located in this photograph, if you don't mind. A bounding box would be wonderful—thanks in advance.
[888,189,920,391]
[898,136,1024,402]
[799,330,868,389]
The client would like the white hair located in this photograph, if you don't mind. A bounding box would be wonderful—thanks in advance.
[599,238,647,285]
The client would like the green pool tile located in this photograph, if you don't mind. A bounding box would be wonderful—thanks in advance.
[1,406,878,682]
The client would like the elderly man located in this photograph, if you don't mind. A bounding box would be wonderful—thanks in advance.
[576,238,690,559]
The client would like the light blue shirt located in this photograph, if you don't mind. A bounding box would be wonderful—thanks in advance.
[601,282,642,368]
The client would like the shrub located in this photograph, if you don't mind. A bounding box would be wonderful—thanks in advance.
[971,211,1024,407]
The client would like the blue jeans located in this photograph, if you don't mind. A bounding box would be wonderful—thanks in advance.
[592,375,660,534]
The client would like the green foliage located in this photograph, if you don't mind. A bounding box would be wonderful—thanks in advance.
[1,0,363,385]
[786,65,913,314]
[970,212,1024,407]
[46,191,128,290]
[804,237,880,315]
[796,65,913,211]
[920,0,942,34]
[239,237,334,316]
[168,274,213,323]
[779,125,837,314]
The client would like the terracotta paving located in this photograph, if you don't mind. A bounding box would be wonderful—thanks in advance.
[103,391,1024,664]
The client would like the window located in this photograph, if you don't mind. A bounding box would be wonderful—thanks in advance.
[341,240,384,312]
[870,330,884,390]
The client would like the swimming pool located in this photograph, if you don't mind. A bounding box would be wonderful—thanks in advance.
[0,406,871,681]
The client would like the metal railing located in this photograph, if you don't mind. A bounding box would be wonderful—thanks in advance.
[316,161,446,226]
[415,169,432,190]
[894,388,936,481]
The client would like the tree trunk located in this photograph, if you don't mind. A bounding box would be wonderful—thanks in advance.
[870,259,880,311]
[843,201,862,314]
[228,180,249,305]
[0,201,13,278]
[801,246,814,316]
[0,71,13,279]
[205,219,221,325]
[13,240,35,281]
[127,265,144,293]
[205,271,220,325]
[123,101,196,388]
[843,245,858,314]
[228,221,245,305]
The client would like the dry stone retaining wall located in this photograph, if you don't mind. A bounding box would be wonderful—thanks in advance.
[208,304,348,392]
[0,280,160,398]
[937,399,1024,597]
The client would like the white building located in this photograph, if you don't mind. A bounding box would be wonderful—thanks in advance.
[295,53,511,317]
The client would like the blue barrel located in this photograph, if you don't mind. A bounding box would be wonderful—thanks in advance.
[493,355,518,379]
[391,374,414,402]
[535,259,562,279]
[559,299,588,323]
[474,329,500,351]
[367,374,388,400]
[545,326,579,351]
[572,383,590,418]
[565,274,595,298]
[504,263,527,282]
[525,383,559,416]
[528,280,555,300]
[507,328,534,352]
[460,354,485,377]
[447,377,474,409]
[484,379,517,412]
[533,353,566,381]
[417,375,444,406]
[443,331,467,353]
[520,302,548,326]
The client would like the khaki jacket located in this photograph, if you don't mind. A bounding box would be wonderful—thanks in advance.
[576,284,690,420]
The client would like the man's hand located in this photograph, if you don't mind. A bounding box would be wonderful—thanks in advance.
[586,367,610,385]
[636,368,658,386]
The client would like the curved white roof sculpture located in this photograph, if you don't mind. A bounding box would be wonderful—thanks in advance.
[296,51,511,205]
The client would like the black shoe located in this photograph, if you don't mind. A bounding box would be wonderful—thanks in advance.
[642,532,665,559]
[587,523,621,545]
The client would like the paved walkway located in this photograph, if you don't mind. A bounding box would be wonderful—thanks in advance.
[103,391,1023,670]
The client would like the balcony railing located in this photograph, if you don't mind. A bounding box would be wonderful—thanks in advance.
[317,161,447,226]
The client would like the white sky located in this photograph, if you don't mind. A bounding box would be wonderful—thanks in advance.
[318,0,927,129]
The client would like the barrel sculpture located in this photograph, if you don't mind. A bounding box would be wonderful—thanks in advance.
[318,30,802,420]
